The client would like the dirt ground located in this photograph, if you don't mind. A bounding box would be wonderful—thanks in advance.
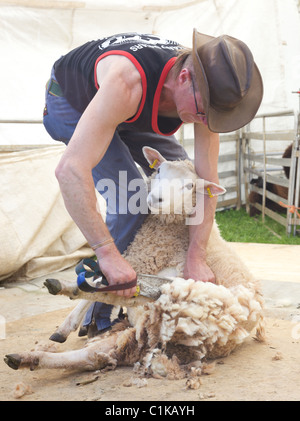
[1,242,300,402]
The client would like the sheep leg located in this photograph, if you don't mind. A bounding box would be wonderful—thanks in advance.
[4,348,116,372]
[49,299,91,343]
[44,278,156,307]
[4,332,120,372]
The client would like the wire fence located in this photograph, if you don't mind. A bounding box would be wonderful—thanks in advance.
[180,110,300,235]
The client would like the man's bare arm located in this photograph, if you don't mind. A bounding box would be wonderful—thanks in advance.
[183,123,220,283]
[55,57,143,296]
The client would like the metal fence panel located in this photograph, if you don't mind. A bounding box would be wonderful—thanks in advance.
[242,110,299,235]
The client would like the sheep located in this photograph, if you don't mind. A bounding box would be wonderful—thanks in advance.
[4,147,265,378]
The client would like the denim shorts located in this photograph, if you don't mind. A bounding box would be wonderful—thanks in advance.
[43,68,82,144]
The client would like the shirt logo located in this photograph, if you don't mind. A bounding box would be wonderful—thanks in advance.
[98,33,180,52]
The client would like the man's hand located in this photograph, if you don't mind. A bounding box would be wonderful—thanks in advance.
[183,253,216,284]
[95,243,137,297]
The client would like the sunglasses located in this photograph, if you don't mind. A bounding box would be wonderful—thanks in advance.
[191,77,205,116]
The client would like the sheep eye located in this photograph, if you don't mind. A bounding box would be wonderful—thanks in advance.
[186,183,194,190]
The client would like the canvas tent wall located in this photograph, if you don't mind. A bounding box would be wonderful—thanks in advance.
[0,0,300,281]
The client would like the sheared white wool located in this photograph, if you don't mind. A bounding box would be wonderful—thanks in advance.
[142,277,264,360]
[176,317,201,336]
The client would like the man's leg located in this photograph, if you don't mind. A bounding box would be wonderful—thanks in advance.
[43,68,81,143]
[83,132,149,333]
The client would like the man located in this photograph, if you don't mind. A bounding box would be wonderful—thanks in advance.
[43,29,263,336]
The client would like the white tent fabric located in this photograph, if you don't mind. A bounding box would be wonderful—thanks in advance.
[0,0,299,280]
[0,145,107,281]
[1,0,300,145]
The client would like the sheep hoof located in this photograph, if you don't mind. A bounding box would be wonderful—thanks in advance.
[4,354,21,370]
[44,278,62,295]
[49,332,66,343]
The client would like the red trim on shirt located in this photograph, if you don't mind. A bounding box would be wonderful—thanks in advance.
[94,50,147,123]
[152,56,183,136]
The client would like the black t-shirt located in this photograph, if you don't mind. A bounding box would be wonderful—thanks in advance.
[54,32,183,136]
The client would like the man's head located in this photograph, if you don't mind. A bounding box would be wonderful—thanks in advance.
[174,30,263,133]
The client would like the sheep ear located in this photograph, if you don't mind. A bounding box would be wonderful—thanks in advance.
[203,181,226,197]
[142,146,166,170]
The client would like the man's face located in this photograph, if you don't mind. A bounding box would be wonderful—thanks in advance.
[175,70,207,125]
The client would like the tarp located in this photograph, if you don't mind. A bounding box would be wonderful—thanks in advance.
[0,145,106,281]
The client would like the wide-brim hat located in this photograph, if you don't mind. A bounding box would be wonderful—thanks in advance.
[192,28,263,133]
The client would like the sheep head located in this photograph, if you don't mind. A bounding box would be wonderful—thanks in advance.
[143,147,225,224]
